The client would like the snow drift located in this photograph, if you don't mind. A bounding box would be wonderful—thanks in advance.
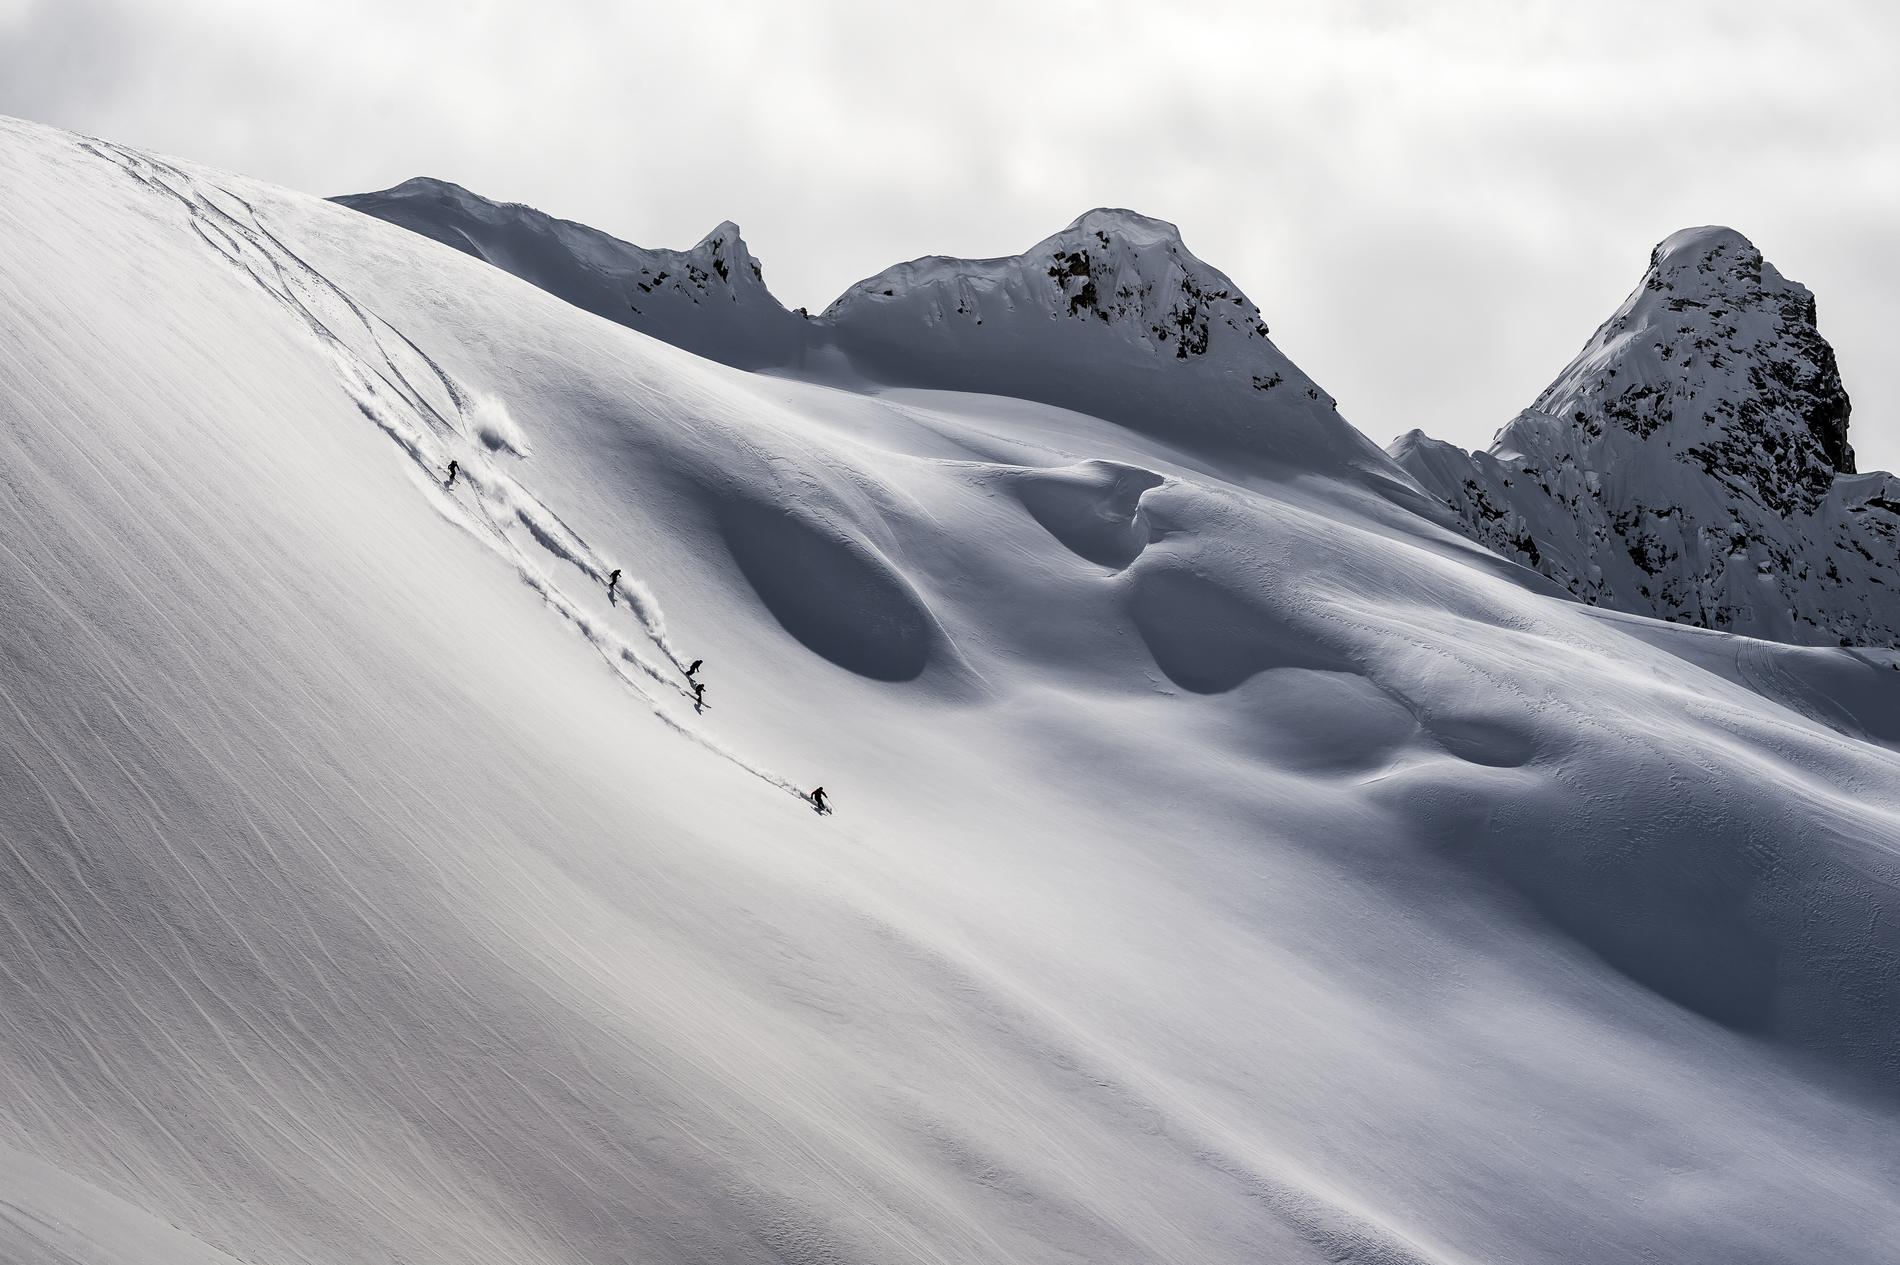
[1,115,1898,1265]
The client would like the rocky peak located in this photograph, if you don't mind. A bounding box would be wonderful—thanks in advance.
[1394,226,1896,648]
[1507,225,1852,518]
[657,220,775,301]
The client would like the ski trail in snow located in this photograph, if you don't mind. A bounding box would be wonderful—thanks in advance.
[78,138,814,804]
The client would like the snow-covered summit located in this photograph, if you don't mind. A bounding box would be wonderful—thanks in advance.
[828,206,1208,308]
[821,206,1386,469]
[825,206,1264,366]
[1394,225,1899,646]
[1509,223,1854,499]
[333,178,807,368]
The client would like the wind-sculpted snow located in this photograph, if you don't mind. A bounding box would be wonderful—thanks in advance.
[1393,227,1900,647]
[997,460,1164,569]
[4,115,1900,1265]
[1123,550,1353,694]
[711,495,945,683]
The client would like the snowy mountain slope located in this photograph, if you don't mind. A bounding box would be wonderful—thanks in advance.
[0,1146,249,1265]
[338,184,1412,485]
[1392,227,1900,646]
[3,112,1900,1265]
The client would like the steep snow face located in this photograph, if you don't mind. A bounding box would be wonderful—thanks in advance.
[822,208,1392,473]
[333,178,807,368]
[1393,227,1900,646]
[9,117,1900,1265]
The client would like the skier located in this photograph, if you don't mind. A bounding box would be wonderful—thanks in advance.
[684,659,703,679]
[445,459,459,486]
[692,681,706,709]
[607,568,621,597]
[810,786,828,814]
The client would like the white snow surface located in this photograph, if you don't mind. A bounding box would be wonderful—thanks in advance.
[2,115,1900,1264]
[1391,226,1900,648]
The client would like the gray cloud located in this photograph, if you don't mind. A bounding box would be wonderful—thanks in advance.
[3,0,1895,466]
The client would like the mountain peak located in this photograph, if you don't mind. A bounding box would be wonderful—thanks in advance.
[382,174,481,200]
[692,218,751,262]
[1060,206,1187,247]
[684,219,772,292]
[1515,222,1852,497]
[1395,226,1892,647]
[818,207,1391,472]
[1650,223,1758,268]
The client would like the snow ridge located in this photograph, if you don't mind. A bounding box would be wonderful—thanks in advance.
[334,179,807,369]
[336,187,1399,476]
[1393,227,1900,647]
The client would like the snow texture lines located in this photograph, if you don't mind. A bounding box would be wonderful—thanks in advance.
[77,138,810,803]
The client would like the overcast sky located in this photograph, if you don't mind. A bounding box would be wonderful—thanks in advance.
[5,0,1896,466]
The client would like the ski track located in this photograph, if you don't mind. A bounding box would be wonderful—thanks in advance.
[76,138,814,805]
